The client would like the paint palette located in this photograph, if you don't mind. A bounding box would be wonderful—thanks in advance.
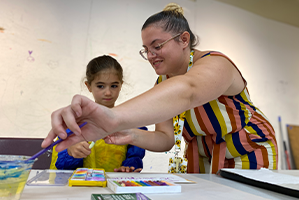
[68,168,106,187]
[107,178,181,193]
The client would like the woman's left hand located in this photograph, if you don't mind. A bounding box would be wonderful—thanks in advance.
[104,129,134,145]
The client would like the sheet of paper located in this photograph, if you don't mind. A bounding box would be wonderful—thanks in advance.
[221,168,299,190]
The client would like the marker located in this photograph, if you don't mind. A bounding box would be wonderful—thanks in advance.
[89,141,95,149]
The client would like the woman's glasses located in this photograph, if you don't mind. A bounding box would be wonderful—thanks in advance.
[139,33,181,60]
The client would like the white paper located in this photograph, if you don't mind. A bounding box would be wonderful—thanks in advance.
[221,168,299,185]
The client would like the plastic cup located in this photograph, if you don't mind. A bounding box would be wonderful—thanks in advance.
[0,155,36,200]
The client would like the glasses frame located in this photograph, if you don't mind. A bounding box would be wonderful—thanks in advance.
[139,33,182,60]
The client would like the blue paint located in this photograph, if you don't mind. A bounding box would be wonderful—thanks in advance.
[0,155,35,180]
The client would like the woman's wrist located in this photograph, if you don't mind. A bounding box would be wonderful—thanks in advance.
[110,106,128,133]
[129,129,138,145]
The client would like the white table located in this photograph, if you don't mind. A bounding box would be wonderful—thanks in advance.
[20,170,299,200]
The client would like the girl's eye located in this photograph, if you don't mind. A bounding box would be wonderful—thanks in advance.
[111,85,118,88]
[97,85,104,89]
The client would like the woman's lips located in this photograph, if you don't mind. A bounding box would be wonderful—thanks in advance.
[153,60,163,68]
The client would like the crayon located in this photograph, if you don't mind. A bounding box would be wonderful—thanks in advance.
[131,181,142,186]
[139,180,151,186]
[161,180,174,186]
[146,181,159,186]
[153,181,165,186]
[119,181,126,187]
[135,181,147,186]
[113,181,121,186]
[125,181,135,186]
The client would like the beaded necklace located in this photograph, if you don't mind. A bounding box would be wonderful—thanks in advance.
[169,50,194,173]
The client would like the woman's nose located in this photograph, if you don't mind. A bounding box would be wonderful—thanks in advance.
[147,50,156,59]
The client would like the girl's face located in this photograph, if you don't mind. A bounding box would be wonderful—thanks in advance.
[141,26,187,77]
[85,69,122,108]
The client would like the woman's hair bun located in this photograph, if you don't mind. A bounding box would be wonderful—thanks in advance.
[163,3,184,15]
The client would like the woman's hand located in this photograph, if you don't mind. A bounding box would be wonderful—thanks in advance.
[42,95,118,152]
[103,129,134,145]
[67,141,91,158]
[114,166,142,173]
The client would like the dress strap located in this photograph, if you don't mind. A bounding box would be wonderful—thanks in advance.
[200,51,247,87]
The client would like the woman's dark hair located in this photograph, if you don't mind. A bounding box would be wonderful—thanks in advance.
[85,55,123,85]
[141,3,198,50]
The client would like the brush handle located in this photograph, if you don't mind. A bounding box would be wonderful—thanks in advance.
[26,122,87,161]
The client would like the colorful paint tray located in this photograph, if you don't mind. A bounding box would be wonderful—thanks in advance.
[68,168,106,187]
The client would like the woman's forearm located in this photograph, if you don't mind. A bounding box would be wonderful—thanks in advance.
[113,75,194,132]
[130,128,175,152]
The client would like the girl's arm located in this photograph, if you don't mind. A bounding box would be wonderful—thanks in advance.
[55,149,83,170]
[120,145,145,170]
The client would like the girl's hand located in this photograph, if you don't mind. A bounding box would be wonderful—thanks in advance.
[67,141,91,158]
[114,166,142,173]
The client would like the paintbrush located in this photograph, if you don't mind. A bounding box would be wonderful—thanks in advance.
[26,122,87,161]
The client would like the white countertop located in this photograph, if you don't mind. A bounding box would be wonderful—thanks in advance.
[20,170,299,200]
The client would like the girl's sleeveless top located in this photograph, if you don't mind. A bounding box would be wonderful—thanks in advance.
[156,51,278,173]
[50,139,127,172]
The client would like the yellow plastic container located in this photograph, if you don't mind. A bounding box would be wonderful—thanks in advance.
[68,168,107,187]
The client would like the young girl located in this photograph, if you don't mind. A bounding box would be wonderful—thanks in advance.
[50,55,146,172]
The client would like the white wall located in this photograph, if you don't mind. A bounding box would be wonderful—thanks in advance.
[193,0,299,170]
[0,0,298,171]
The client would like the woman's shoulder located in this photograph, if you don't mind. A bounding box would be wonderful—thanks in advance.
[193,50,231,64]
[194,49,224,58]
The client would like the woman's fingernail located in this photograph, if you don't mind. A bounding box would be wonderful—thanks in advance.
[60,132,67,139]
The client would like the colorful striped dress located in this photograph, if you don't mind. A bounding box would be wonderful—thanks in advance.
[157,51,278,174]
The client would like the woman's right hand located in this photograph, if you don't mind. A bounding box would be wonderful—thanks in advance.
[67,141,91,158]
[42,95,118,152]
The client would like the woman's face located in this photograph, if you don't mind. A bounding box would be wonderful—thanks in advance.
[141,26,186,76]
[85,69,122,108]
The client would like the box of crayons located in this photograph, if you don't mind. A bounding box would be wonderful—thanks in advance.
[107,178,181,193]
[68,168,107,187]
[91,193,151,200]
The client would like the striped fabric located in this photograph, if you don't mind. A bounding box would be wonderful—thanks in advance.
[157,51,278,174]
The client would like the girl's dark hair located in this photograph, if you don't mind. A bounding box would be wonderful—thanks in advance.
[85,55,123,85]
[141,3,198,50]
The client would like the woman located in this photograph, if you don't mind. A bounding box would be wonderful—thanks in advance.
[42,3,277,173]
